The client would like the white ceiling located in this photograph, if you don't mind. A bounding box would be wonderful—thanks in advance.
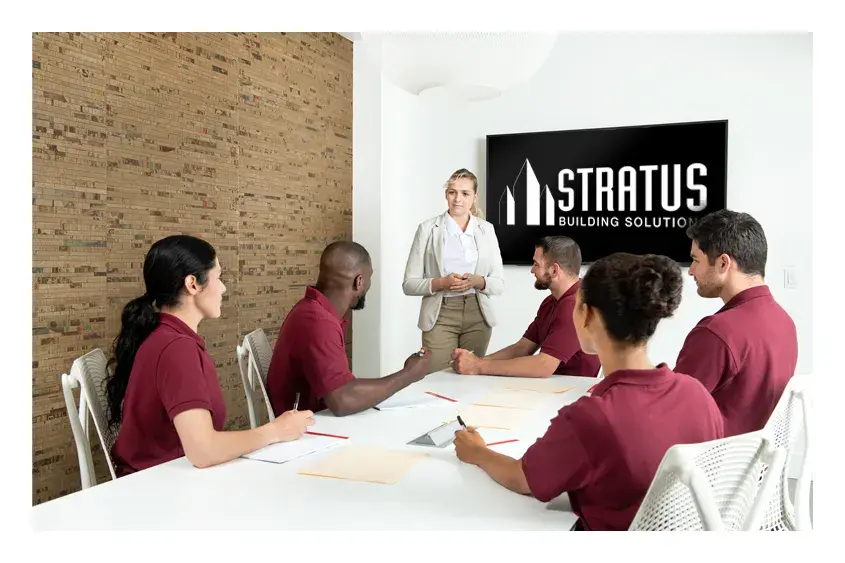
[376,32,558,101]
[333,32,559,102]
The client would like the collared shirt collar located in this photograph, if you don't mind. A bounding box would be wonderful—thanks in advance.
[159,313,206,349]
[445,212,476,237]
[591,363,675,396]
[719,285,772,313]
[305,285,347,322]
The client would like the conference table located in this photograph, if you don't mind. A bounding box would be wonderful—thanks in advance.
[32,371,595,530]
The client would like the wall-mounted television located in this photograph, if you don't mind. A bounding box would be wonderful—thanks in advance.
[485,120,728,265]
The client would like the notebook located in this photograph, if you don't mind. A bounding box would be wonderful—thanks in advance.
[242,433,345,464]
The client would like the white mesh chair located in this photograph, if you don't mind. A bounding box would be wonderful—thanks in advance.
[759,375,813,531]
[60,348,118,489]
[235,328,276,428]
[629,430,786,531]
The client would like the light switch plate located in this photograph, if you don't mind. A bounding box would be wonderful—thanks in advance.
[784,266,798,289]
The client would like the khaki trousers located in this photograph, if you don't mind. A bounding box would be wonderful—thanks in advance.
[421,294,492,373]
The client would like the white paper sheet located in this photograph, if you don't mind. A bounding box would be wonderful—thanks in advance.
[473,390,551,410]
[458,405,530,430]
[376,390,449,410]
[242,434,345,464]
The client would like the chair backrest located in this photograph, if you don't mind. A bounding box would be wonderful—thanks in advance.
[760,375,812,531]
[60,348,118,489]
[235,328,276,429]
[244,328,273,386]
[629,431,786,531]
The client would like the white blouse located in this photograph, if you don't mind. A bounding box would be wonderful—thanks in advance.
[442,214,479,296]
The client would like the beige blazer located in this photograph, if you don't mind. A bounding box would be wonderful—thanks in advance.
[403,211,506,332]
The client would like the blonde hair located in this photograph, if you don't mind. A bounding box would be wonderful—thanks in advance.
[444,168,484,220]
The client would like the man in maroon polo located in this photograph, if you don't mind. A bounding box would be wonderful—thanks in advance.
[266,241,430,417]
[675,209,798,436]
[452,236,600,378]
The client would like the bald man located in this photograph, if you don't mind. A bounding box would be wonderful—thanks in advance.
[266,241,431,417]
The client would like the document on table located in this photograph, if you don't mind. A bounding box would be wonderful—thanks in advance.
[497,378,576,394]
[298,445,428,485]
[375,389,446,410]
[458,405,529,430]
[429,422,520,449]
[472,390,550,410]
[242,434,345,464]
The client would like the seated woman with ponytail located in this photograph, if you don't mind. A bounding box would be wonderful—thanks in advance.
[107,235,314,475]
[453,253,725,531]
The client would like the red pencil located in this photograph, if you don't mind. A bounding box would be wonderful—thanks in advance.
[306,431,349,440]
[486,439,519,447]
[425,391,458,403]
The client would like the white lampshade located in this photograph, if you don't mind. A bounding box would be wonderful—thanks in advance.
[368,32,559,102]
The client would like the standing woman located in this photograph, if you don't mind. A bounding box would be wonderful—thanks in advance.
[403,168,505,373]
[106,234,314,475]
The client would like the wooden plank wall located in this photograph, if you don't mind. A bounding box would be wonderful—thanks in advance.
[32,32,353,504]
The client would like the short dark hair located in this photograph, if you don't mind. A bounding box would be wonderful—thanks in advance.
[535,236,582,276]
[686,209,767,277]
[581,253,683,344]
[321,240,372,270]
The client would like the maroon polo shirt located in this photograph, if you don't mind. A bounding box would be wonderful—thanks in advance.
[675,285,798,437]
[111,313,227,475]
[521,364,724,531]
[523,280,601,377]
[267,286,355,415]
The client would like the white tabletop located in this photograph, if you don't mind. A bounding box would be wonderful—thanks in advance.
[32,371,594,530]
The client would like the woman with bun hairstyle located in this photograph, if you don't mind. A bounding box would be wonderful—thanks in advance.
[106,234,314,475]
[453,253,724,531]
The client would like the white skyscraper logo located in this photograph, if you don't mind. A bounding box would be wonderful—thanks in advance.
[499,159,555,226]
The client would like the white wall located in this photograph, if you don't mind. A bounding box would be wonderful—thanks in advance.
[351,39,382,378]
[379,78,427,374]
[352,39,429,377]
[354,33,813,381]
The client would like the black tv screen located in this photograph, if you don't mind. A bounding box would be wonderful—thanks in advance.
[485,120,728,265]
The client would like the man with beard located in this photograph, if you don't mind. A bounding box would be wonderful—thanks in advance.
[452,236,600,378]
[675,209,798,436]
[266,241,430,417]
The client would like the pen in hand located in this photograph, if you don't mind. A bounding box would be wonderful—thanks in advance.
[293,392,300,411]
[457,415,467,429]
[448,350,475,366]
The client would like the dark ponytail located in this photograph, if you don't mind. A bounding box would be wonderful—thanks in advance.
[105,235,217,429]
[106,295,159,428]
